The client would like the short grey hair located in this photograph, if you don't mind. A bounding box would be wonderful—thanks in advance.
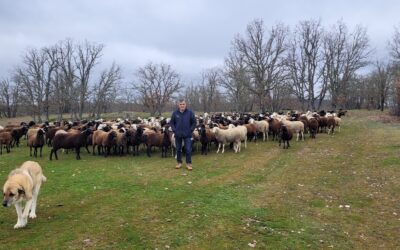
[178,98,186,103]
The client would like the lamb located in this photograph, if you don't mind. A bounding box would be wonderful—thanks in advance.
[212,125,247,153]
[279,125,293,149]
[50,128,92,160]
[0,131,13,154]
[27,128,46,157]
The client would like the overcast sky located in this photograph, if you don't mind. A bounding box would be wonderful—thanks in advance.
[0,0,399,83]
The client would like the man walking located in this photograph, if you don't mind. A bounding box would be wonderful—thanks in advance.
[170,99,196,170]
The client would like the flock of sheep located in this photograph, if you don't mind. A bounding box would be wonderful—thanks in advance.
[0,109,346,160]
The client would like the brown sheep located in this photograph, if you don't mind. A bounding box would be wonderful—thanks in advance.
[198,124,216,155]
[327,116,336,135]
[27,128,46,157]
[144,127,171,157]
[50,128,92,160]
[243,123,257,142]
[92,130,117,157]
[128,127,145,156]
[308,118,319,139]
[114,128,131,156]
[0,131,13,154]
[45,127,62,146]
[268,118,282,141]
[279,125,293,149]
[11,126,28,147]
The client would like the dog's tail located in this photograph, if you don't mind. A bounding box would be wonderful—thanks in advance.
[41,174,47,182]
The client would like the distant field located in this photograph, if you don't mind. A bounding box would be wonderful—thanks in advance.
[0,110,399,249]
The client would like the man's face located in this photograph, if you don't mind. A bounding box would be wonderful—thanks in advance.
[179,101,186,112]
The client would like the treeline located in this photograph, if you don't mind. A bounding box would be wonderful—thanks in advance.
[2,19,400,121]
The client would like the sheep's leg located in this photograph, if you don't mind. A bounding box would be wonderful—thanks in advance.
[92,145,96,155]
[147,145,151,157]
[30,146,32,157]
[76,147,81,160]
[40,146,43,157]
[222,143,225,154]
[216,143,221,153]
[296,132,299,141]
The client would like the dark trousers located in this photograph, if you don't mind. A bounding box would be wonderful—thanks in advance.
[176,137,192,164]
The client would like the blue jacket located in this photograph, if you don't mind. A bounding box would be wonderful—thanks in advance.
[170,108,196,138]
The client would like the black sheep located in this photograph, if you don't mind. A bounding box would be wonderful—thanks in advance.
[279,125,293,149]
[50,128,92,160]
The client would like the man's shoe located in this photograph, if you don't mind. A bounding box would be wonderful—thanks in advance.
[175,163,182,169]
[186,164,192,171]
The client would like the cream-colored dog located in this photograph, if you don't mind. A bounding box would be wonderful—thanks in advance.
[3,161,46,229]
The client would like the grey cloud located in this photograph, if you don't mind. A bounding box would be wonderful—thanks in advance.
[1,0,400,79]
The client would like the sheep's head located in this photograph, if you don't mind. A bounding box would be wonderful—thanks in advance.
[38,128,46,136]
[212,126,219,134]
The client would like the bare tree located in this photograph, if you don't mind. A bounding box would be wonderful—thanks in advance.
[184,83,202,111]
[388,25,400,62]
[234,19,288,112]
[53,39,77,120]
[0,78,20,118]
[287,19,325,110]
[200,68,220,112]
[14,47,57,122]
[220,50,253,112]
[323,21,371,109]
[91,63,121,118]
[134,62,182,116]
[372,61,392,111]
[74,40,104,119]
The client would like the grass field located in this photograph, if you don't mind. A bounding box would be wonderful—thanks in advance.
[0,110,399,249]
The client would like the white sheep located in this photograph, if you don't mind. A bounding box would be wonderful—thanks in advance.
[279,117,304,141]
[212,125,247,153]
[249,119,269,141]
[334,116,341,132]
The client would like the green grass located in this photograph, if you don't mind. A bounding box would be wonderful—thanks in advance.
[0,110,399,249]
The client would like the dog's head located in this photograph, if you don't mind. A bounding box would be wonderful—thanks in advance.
[3,182,25,207]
